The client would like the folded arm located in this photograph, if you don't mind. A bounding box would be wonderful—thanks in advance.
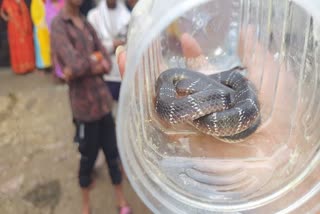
[50,19,102,80]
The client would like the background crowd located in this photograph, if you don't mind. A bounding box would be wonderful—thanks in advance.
[0,0,138,214]
[0,0,136,77]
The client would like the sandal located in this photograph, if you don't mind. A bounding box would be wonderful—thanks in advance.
[118,205,132,214]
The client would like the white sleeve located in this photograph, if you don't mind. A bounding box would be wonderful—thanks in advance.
[87,9,114,54]
[87,10,97,30]
[101,37,114,54]
[119,2,132,34]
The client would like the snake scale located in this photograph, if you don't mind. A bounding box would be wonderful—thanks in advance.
[155,67,261,143]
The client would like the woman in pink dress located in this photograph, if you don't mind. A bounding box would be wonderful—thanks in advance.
[45,0,64,79]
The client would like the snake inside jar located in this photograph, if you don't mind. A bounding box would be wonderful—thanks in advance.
[155,67,261,143]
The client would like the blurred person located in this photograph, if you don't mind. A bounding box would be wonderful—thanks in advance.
[50,0,131,213]
[87,0,131,102]
[125,0,137,12]
[45,0,64,29]
[45,0,64,79]
[87,0,130,55]
[31,0,52,72]
[0,0,35,74]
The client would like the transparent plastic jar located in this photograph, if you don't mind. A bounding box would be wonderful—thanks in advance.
[117,0,320,213]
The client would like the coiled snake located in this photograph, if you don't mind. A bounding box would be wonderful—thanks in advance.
[155,67,261,143]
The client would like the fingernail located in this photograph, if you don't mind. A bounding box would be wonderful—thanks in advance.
[115,45,125,60]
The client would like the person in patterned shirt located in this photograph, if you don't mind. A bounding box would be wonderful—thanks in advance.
[50,0,131,213]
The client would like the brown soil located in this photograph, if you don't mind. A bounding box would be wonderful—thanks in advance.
[0,68,150,214]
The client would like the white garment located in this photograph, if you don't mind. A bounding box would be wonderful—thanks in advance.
[87,1,131,82]
[87,1,131,54]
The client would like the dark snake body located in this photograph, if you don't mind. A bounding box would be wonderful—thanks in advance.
[155,67,261,143]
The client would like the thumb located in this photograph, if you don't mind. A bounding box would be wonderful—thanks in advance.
[116,46,126,78]
[180,33,203,58]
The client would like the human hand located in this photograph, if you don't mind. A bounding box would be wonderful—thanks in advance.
[115,33,205,78]
[3,14,9,21]
[0,10,10,22]
[101,59,110,73]
[62,67,72,81]
[115,46,126,78]
[92,62,106,75]
[90,52,110,74]
[62,61,108,81]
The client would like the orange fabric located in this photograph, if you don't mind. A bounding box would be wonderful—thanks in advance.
[1,0,35,74]
[91,51,104,62]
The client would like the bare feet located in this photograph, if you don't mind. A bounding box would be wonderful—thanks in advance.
[82,188,90,214]
[119,205,132,214]
[81,180,96,214]
[114,184,129,208]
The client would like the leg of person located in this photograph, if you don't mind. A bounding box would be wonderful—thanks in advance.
[73,118,81,144]
[100,113,131,213]
[78,120,101,214]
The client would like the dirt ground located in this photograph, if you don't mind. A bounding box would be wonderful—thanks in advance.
[0,68,151,214]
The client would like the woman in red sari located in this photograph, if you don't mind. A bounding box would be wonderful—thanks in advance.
[1,0,35,74]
